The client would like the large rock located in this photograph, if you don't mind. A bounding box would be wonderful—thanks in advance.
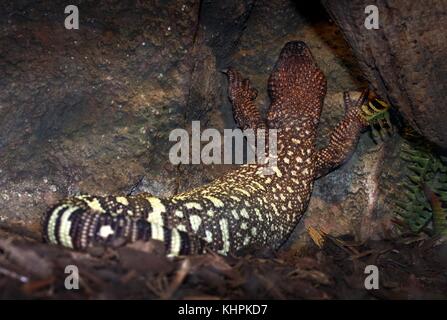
[322,0,447,150]
[0,0,253,234]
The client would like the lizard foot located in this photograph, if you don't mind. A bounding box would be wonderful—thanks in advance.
[225,68,264,130]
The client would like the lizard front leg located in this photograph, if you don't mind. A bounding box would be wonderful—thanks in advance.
[315,89,369,178]
[225,68,266,131]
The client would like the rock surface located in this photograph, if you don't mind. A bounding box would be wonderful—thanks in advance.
[0,0,253,234]
[0,0,433,249]
[322,0,447,151]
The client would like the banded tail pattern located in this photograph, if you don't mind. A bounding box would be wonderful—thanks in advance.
[44,194,206,256]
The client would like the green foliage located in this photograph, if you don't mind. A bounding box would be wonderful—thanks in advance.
[359,96,446,236]
[395,132,447,236]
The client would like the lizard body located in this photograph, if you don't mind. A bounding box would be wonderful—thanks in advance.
[43,41,370,256]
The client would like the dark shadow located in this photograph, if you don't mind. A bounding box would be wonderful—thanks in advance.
[291,0,367,86]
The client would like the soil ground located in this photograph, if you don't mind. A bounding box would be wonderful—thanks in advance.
[1,226,446,299]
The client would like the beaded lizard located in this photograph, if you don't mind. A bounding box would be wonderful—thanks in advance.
[43,41,373,257]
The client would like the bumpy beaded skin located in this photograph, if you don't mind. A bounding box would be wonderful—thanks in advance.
[43,41,370,257]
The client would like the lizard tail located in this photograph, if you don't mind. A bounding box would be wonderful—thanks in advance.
[43,200,205,256]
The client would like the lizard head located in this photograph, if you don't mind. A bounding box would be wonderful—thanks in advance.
[266,41,327,129]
